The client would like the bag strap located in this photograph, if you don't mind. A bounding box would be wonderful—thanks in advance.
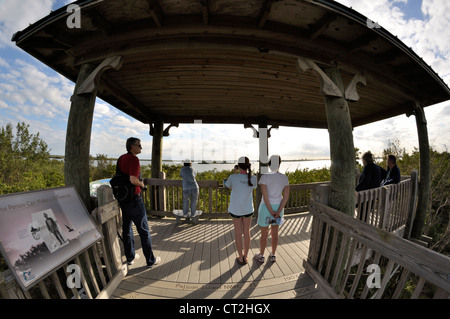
[116,152,133,175]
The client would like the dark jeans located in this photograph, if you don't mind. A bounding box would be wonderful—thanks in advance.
[120,196,156,266]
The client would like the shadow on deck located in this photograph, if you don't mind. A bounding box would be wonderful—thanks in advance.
[112,213,327,299]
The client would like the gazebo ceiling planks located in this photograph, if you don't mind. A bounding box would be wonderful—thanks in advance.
[12,0,450,128]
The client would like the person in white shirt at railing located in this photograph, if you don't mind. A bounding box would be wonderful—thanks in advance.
[255,155,290,263]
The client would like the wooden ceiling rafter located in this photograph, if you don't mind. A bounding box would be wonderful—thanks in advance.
[147,0,164,28]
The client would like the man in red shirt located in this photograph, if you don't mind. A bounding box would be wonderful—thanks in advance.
[117,137,160,267]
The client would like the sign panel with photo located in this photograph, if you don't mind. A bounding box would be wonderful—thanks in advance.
[0,186,102,290]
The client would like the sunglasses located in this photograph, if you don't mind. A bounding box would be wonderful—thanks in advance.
[133,144,142,149]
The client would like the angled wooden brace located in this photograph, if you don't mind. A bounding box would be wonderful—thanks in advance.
[345,73,367,102]
[296,57,343,98]
[76,56,123,95]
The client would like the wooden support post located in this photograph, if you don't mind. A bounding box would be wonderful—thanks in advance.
[410,104,431,239]
[65,57,122,211]
[297,58,357,215]
[65,63,97,211]
[150,120,164,179]
[322,67,356,216]
[258,122,269,175]
[297,63,356,294]
[404,170,418,239]
[150,120,164,211]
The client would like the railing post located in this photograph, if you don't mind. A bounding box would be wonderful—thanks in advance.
[404,170,418,239]
[97,185,122,272]
[308,184,330,267]
[0,269,28,299]
[378,186,390,231]
[158,171,166,212]
[313,184,330,205]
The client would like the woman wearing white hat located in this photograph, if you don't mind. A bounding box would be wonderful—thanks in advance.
[225,156,257,265]
[255,155,290,263]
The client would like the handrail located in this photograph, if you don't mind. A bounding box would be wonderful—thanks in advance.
[354,176,414,235]
[143,178,325,217]
[306,198,450,298]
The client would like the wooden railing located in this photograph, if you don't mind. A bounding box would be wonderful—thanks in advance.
[0,187,125,299]
[304,174,450,299]
[305,199,450,299]
[142,178,324,218]
[354,172,417,237]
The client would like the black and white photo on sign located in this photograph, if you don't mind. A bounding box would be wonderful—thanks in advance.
[31,209,69,253]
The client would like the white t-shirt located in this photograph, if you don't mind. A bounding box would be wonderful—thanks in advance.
[225,173,257,215]
[259,171,289,205]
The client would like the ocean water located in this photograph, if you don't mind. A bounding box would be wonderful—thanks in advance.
[139,159,331,173]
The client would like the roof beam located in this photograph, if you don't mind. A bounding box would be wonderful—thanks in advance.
[307,12,337,40]
[99,75,152,122]
[147,0,163,28]
[374,49,403,65]
[346,32,378,54]
[85,8,114,35]
[201,0,209,25]
[45,25,76,48]
[258,0,275,29]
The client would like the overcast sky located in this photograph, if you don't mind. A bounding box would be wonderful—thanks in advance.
[0,0,449,162]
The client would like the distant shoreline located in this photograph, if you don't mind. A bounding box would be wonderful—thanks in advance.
[49,155,331,163]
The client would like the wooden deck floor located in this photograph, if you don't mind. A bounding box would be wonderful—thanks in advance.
[112,212,326,299]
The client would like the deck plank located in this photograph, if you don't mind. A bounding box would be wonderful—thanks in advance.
[112,213,325,299]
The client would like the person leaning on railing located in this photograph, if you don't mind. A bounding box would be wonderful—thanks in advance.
[381,155,401,186]
[180,159,199,222]
[356,151,387,192]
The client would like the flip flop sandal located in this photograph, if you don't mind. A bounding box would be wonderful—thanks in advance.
[236,257,247,265]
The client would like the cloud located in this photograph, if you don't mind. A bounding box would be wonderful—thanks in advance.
[0,58,73,120]
[336,0,450,86]
[0,0,55,48]
[0,0,448,162]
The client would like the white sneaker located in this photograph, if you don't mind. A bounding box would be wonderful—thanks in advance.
[147,256,161,268]
[127,253,140,265]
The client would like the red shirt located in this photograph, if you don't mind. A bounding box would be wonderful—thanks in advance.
[118,153,141,194]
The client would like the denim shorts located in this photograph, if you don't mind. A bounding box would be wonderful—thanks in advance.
[257,203,284,227]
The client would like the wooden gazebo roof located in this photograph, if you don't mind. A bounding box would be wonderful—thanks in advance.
[12,0,450,129]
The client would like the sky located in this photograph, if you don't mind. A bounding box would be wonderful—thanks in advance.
[0,0,449,163]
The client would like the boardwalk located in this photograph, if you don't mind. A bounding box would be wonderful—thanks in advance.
[112,212,326,299]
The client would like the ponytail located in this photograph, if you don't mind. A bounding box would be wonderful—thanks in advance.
[247,163,253,187]
[238,156,253,186]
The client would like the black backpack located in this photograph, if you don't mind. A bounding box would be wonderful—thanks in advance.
[110,156,135,202]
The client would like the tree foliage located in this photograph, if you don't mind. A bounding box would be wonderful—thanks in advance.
[0,122,64,194]
[378,139,449,255]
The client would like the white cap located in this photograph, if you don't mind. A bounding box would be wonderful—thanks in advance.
[183,159,192,163]
[237,156,246,164]
[269,155,281,172]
